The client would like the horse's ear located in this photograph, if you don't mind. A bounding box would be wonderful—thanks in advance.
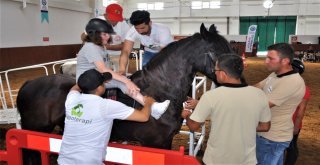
[200,23,210,40]
[208,24,218,34]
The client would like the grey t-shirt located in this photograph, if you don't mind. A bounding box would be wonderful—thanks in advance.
[76,42,128,94]
[76,42,111,81]
[57,91,134,165]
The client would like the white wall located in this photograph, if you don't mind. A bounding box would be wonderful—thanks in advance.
[0,0,94,48]
[121,0,320,36]
[1,0,319,48]
[296,16,320,35]
[289,35,319,44]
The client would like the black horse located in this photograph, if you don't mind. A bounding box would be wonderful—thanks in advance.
[17,24,233,163]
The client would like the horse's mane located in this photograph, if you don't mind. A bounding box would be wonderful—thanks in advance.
[165,33,202,51]
[142,33,204,71]
[142,33,201,65]
[155,33,202,59]
[148,29,233,68]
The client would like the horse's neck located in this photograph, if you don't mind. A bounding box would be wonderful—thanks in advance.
[138,56,196,103]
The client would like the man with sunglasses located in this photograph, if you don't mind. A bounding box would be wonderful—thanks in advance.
[182,54,271,165]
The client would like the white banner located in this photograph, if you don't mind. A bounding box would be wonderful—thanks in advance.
[245,25,257,53]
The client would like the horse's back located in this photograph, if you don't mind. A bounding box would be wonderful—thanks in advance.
[17,74,75,132]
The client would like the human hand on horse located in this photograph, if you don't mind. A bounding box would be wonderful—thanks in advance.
[185,96,199,109]
[181,109,192,119]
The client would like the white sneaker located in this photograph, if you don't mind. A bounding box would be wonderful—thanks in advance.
[151,100,170,119]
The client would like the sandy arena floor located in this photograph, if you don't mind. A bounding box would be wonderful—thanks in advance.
[1,57,319,164]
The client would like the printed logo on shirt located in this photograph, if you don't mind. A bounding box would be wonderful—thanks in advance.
[66,114,93,125]
[71,104,83,117]
[146,44,160,50]
[67,104,93,125]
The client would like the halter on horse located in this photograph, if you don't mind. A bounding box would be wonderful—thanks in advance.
[16,23,233,164]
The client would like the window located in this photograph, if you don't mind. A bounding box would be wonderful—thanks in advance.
[191,1,221,9]
[102,0,118,7]
[210,1,221,9]
[137,3,148,10]
[154,2,164,10]
[192,1,202,9]
[137,2,164,11]
[147,3,154,10]
[202,2,210,9]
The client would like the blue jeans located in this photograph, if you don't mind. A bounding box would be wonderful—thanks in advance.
[142,51,157,66]
[256,135,290,165]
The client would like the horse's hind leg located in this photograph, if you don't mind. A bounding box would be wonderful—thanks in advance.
[22,150,41,165]
[20,122,57,165]
[23,150,58,165]
[57,121,65,135]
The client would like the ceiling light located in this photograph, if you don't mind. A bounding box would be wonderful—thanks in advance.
[263,0,274,9]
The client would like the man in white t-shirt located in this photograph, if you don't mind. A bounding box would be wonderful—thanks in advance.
[119,10,174,75]
[58,69,155,165]
[104,4,130,71]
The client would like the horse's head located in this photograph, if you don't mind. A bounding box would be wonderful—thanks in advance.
[134,24,234,101]
[190,23,234,81]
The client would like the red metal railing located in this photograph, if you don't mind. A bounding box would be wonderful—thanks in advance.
[0,129,200,165]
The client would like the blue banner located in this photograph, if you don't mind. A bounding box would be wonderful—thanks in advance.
[40,0,49,24]
[41,10,49,23]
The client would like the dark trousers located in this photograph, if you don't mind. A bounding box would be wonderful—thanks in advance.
[285,130,300,165]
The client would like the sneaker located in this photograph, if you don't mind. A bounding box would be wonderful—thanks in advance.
[151,100,170,119]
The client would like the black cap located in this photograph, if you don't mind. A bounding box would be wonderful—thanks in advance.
[85,18,115,34]
[78,69,112,93]
[292,58,305,74]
